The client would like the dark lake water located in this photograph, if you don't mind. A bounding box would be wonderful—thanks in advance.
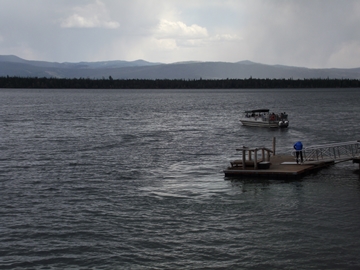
[1,88,360,269]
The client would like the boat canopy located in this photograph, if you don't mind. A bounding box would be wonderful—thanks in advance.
[244,109,269,113]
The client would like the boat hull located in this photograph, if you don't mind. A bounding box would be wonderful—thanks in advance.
[240,119,289,128]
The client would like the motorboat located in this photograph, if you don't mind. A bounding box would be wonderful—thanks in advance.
[240,109,289,128]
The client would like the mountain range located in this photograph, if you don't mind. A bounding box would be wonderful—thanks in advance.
[1,55,360,80]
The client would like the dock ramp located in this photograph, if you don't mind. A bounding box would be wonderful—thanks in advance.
[293,141,360,163]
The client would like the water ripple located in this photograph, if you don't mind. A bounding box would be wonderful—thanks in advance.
[1,89,360,269]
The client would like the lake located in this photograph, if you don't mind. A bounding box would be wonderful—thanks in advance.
[1,88,360,269]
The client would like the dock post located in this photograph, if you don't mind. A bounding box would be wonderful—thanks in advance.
[273,137,276,156]
[242,148,246,170]
[254,149,258,169]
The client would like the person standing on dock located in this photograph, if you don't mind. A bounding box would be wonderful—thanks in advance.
[294,141,304,164]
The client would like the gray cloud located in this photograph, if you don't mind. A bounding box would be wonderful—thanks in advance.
[60,0,120,29]
[0,0,359,68]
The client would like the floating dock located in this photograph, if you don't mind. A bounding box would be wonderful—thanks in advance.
[224,140,360,180]
[224,154,335,180]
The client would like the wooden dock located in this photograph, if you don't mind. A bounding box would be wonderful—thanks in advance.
[224,154,335,180]
[224,140,360,180]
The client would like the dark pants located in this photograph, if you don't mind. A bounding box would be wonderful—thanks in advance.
[296,151,303,163]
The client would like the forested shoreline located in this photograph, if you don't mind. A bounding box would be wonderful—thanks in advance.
[1,76,360,89]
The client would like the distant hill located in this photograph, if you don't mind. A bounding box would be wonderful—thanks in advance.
[1,55,360,80]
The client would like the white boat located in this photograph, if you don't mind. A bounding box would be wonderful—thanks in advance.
[240,109,289,128]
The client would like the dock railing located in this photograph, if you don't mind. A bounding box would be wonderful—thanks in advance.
[292,141,360,163]
[233,146,274,169]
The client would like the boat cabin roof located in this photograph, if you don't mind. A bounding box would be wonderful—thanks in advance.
[244,109,269,113]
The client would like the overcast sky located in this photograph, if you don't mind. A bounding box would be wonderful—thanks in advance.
[1,0,359,68]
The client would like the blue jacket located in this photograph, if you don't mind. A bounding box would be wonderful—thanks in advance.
[294,141,303,151]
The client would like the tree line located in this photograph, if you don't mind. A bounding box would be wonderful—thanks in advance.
[1,76,360,89]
